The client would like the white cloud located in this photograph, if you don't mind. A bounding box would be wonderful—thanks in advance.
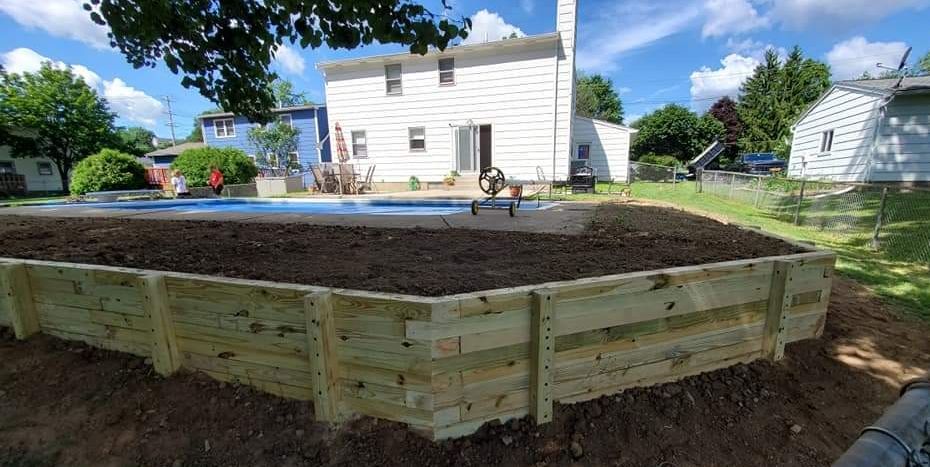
[826,36,910,80]
[103,78,165,127]
[461,10,525,45]
[617,86,632,95]
[519,0,534,14]
[576,2,702,72]
[689,53,760,111]
[702,0,769,38]
[0,0,111,49]
[1,47,102,88]
[273,44,306,76]
[768,0,928,30]
[1,47,164,127]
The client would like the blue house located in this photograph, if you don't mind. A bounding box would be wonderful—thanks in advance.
[199,105,331,185]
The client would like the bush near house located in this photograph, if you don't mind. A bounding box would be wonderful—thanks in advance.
[636,154,680,168]
[69,149,146,195]
[171,147,258,187]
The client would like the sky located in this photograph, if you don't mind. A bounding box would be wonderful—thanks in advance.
[0,0,928,138]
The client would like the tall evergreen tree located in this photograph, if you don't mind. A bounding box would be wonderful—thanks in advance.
[738,47,830,158]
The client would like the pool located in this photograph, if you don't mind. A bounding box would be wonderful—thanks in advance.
[37,198,553,216]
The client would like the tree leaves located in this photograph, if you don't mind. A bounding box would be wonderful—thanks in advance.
[631,104,724,162]
[86,0,470,120]
[575,73,624,124]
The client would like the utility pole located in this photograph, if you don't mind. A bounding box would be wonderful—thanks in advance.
[163,96,177,145]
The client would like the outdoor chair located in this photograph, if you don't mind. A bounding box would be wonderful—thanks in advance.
[338,163,359,195]
[358,164,376,193]
[313,164,340,193]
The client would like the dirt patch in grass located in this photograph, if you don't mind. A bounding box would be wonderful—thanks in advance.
[0,203,801,296]
[1,277,927,466]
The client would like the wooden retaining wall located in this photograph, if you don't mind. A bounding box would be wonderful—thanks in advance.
[0,250,834,440]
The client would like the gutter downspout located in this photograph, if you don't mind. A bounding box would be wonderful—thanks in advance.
[863,93,896,184]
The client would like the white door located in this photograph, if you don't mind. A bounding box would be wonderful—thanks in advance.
[453,125,477,173]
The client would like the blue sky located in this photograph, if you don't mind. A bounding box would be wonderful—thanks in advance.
[1,0,928,139]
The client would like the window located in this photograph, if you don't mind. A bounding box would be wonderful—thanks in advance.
[351,131,368,157]
[438,58,455,85]
[0,161,14,174]
[576,144,591,160]
[36,162,53,176]
[385,64,402,95]
[288,151,300,168]
[820,129,834,153]
[214,118,236,138]
[408,127,426,151]
[278,114,293,127]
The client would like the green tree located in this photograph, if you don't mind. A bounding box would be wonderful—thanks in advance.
[69,148,146,195]
[116,126,156,157]
[738,47,830,158]
[918,51,930,75]
[87,0,470,121]
[247,120,301,170]
[0,64,117,193]
[707,96,743,165]
[271,79,312,107]
[575,73,624,124]
[171,147,258,187]
[631,104,724,162]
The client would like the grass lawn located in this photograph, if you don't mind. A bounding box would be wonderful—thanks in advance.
[544,181,930,318]
[0,194,69,206]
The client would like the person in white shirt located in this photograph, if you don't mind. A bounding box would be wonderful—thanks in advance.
[171,170,190,198]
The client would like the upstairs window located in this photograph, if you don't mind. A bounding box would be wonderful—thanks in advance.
[385,64,402,95]
[438,58,455,85]
[351,131,368,157]
[409,127,426,151]
[278,114,293,127]
[0,161,14,174]
[820,129,834,153]
[37,162,53,176]
[214,118,236,138]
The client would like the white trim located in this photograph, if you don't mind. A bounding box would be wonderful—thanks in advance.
[385,64,402,96]
[438,57,455,86]
[213,118,236,138]
[278,114,293,127]
[574,115,638,132]
[408,126,426,152]
[351,130,368,158]
[573,142,592,161]
[36,161,53,176]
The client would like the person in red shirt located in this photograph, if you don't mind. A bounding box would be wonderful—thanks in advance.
[208,166,224,196]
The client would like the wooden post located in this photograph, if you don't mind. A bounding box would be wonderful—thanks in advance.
[793,179,807,226]
[0,263,39,340]
[696,168,703,193]
[763,261,795,361]
[728,173,736,198]
[306,291,341,423]
[529,289,556,424]
[870,187,889,250]
[140,274,181,376]
[753,176,763,208]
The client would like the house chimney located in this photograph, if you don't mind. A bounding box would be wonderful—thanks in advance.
[552,0,578,178]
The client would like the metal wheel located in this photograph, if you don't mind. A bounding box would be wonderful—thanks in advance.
[508,202,516,217]
[478,167,506,196]
[471,200,479,215]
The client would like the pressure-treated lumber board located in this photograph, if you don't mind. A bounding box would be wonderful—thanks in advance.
[0,263,40,339]
[199,368,313,401]
[174,322,311,372]
[181,351,314,388]
[141,274,181,376]
[43,328,151,356]
[306,291,341,423]
[341,379,434,411]
[529,290,555,424]
[763,261,796,361]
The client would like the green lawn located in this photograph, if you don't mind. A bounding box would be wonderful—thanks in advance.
[544,182,930,318]
[0,194,69,206]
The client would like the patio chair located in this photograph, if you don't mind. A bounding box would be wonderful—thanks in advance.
[338,163,359,195]
[358,164,377,193]
[309,164,325,192]
[313,163,340,193]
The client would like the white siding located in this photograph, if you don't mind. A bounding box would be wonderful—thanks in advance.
[323,39,562,182]
[787,87,882,182]
[870,94,930,182]
[0,147,63,192]
[572,117,632,182]
[553,0,578,181]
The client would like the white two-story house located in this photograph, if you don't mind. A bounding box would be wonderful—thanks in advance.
[317,0,635,185]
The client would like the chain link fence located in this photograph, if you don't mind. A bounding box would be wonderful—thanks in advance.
[698,170,930,263]
[630,161,677,183]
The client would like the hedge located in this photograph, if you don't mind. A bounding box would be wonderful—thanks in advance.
[69,149,147,195]
[636,154,680,168]
[170,147,258,187]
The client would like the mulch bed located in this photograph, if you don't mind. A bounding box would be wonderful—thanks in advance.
[2,277,927,466]
[0,203,802,296]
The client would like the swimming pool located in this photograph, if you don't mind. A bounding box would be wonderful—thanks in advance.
[38,198,552,216]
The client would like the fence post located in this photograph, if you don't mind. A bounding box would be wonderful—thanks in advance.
[793,179,807,226]
[696,168,703,193]
[728,173,736,199]
[870,187,889,250]
[529,289,556,425]
[754,176,763,209]
[763,261,796,361]
[140,274,181,376]
[306,290,341,423]
[0,263,39,340]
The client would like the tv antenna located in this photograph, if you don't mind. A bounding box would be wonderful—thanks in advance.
[876,46,912,88]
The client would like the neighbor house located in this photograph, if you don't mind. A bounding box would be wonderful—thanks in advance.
[317,0,635,184]
[787,76,930,183]
[198,105,331,171]
[0,145,63,193]
[141,141,205,168]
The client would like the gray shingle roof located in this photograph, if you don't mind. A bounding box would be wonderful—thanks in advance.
[144,142,205,157]
[836,76,930,94]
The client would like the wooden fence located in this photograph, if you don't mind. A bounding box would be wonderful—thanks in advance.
[0,250,834,439]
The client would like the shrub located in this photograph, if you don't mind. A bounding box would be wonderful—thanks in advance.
[69,149,146,195]
[171,147,258,187]
[637,154,680,168]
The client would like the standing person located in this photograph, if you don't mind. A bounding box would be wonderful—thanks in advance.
[170,170,191,198]
[208,165,225,196]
